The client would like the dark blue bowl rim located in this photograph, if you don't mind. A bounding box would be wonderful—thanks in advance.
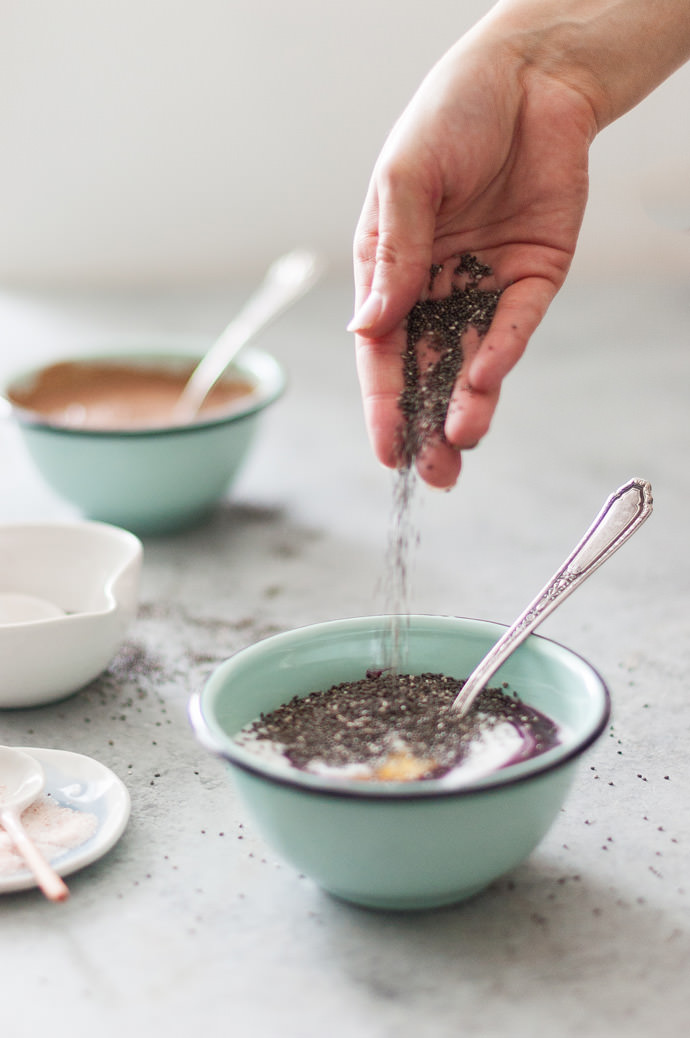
[189,617,612,802]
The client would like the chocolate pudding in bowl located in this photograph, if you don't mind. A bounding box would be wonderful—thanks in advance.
[7,357,256,431]
[2,345,286,534]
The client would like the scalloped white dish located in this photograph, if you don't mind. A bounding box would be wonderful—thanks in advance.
[0,521,142,707]
[0,747,131,893]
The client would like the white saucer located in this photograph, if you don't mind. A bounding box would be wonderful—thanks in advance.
[0,747,131,893]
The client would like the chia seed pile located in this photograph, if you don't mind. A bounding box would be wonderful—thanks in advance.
[398,253,502,465]
[239,672,560,781]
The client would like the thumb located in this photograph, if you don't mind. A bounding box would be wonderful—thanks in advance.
[348,171,436,337]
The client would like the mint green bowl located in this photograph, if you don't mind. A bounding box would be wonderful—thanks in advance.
[190,615,610,911]
[3,346,285,535]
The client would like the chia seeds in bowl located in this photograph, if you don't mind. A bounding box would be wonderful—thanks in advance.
[236,670,562,787]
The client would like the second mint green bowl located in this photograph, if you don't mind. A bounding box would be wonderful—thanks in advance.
[3,345,285,536]
[190,615,610,911]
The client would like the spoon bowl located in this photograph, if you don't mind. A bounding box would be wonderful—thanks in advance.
[0,746,45,812]
[0,746,69,901]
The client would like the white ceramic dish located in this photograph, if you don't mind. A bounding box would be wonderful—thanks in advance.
[0,747,131,893]
[0,521,142,707]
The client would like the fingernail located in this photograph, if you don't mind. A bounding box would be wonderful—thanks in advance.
[346,291,383,332]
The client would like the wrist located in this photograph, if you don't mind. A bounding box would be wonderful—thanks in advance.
[477,0,690,130]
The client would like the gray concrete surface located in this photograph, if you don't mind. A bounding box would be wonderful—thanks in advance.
[0,278,688,1037]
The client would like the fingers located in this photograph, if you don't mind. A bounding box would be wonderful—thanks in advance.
[354,327,406,469]
[351,153,441,469]
[349,155,438,338]
[444,276,556,449]
[467,277,555,393]
[415,437,463,490]
[355,321,466,488]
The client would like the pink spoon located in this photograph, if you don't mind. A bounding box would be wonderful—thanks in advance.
[0,746,69,901]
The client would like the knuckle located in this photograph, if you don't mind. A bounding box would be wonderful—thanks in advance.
[374,233,403,270]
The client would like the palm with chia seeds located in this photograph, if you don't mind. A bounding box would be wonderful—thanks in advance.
[399,253,502,469]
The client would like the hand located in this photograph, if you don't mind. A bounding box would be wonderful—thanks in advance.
[350,27,597,488]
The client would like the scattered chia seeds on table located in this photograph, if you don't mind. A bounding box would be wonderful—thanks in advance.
[238,672,560,781]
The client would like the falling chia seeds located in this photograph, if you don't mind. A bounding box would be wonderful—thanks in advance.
[236,257,558,784]
[381,254,502,670]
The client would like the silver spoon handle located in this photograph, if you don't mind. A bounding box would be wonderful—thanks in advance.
[452,478,653,715]
[173,249,322,421]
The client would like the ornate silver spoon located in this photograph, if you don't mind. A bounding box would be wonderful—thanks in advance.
[452,478,653,715]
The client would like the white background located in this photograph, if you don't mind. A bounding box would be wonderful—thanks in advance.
[1,0,689,289]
